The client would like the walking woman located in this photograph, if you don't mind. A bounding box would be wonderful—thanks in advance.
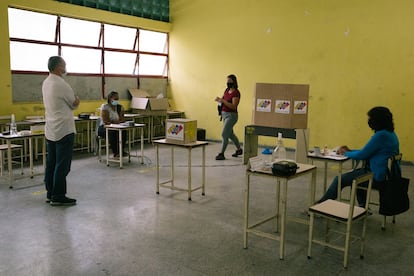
[214,74,243,160]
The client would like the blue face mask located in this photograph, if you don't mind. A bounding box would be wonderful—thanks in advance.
[111,100,119,106]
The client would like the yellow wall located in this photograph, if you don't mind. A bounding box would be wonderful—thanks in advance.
[169,0,414,160]
[0,0,171,119]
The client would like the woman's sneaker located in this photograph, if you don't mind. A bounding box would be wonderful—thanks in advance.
[215,153,225,160]
[232,148,243,157]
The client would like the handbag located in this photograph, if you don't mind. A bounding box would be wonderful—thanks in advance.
[272,161,298,177]
[379,156,410,216]
[217,103,222,121]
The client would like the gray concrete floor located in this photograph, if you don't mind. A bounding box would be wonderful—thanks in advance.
[0,142,413,276]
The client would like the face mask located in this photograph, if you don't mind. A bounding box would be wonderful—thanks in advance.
[227,82,234,89]
[111,100,119,106]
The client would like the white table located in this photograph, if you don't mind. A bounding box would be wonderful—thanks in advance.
[0,133,46,188]
[244,162,317,260]
[153,139,208,200]
[104,123,145,168]
[307,152,350,199]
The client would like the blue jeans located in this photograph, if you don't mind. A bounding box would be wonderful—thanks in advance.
[317,168,380,206]
[220,111,241,153]
[45,133,74,199]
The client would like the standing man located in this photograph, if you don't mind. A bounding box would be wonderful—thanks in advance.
[42,56,79,206]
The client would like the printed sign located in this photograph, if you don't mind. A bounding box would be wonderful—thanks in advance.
[293,101,307,114]
[256,99,272,112]
[166,123,184,140]
[275,100,290,114]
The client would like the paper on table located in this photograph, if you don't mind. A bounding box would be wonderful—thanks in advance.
[248,156,266,172]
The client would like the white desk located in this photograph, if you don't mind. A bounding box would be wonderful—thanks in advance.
[153,139,208,200]
[0,133,46,188]
[307,152,350,199]
[244,163,317,260]
[104,123,145,168]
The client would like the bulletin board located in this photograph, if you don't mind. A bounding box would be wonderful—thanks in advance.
[253,83,309,129]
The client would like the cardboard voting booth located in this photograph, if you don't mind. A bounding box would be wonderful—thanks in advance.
[129,89,169,111]
[166,119,197,144]
[253,83,309,129]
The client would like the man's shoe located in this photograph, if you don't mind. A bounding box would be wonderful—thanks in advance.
[215,153,225,160]
[50,196,77,206]
[232,148,243,157]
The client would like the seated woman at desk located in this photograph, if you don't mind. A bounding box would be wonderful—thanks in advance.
[316,106,400,206]
[98,91,127,158]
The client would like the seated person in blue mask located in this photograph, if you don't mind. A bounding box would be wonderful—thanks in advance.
[98,91,127,158]
[316,106,400,206]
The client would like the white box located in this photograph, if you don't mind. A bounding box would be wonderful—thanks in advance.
[165,119,197,144]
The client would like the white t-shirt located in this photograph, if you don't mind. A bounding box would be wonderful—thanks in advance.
[100,103,124,126]
[42,73,78,141]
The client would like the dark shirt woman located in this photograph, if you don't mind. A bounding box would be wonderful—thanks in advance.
[214,74,243,160]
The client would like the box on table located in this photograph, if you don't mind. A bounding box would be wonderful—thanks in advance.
[128,89,169,111]
[166,119,197,144]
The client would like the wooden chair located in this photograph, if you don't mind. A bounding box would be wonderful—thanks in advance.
[307,172,374,269]
[0,144,24,176]
[95,117,105,162]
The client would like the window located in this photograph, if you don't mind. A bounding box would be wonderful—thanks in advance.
[139,54,167,76]
[104,24,137,50]
[61,47,102,73]
[8,8,56,42]
[139,29,168,54]
[9,42,57,71]
[60,17,101,47]
[8,7,169,82]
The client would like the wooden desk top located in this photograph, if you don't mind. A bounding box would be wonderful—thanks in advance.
[153,139,208,148]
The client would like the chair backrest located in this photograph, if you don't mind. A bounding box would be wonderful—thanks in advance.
[349,172,374,218]
[95,116,104,138]
[387,153,402,179]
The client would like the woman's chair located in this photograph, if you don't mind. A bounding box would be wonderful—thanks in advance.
[307,172,374,269]
[373,153,404,230]
[95,117,105,162]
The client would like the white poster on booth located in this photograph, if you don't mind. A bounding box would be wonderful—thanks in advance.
[293,101,307,114]
[256,99,272,112]
[275,100,290,114]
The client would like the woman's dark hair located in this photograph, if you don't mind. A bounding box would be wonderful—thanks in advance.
[227,74,238,89]
[106,91,119,104]
[367,106,394,132]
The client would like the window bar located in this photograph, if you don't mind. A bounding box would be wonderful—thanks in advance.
[55,16,61,56]
[100,23,105,98]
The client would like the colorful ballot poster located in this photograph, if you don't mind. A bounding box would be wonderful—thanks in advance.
[256,99,272,112]
[275,100,290,114]
[293,100,307,114]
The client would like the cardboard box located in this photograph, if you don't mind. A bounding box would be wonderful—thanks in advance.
[253,83,309,129]
[129,89,169,111]
[166,119,197,144]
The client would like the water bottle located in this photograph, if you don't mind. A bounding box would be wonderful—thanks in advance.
[10,114,17,135]
[272,132,286,162]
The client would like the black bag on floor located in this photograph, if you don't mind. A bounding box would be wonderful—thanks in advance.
[379,156,410,216]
